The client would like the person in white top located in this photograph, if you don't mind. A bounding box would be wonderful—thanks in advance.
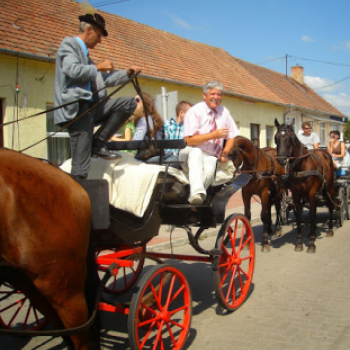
[179,81,239,205]
[297,121,320,150]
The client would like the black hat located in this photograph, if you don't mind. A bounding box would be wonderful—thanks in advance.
[79,13,108,37]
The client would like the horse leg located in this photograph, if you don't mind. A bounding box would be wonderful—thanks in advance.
[242,188,251,221]
[273,191,282,237]
[261,190,271,253]
[326,191,335,237]
[293,196,304,252]
[306,195,318,254]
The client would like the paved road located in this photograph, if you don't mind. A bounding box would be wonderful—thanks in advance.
[3,209,350,350]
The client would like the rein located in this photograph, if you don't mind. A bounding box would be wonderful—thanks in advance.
[2,72,145,153]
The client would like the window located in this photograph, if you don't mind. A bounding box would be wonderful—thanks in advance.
[319,122,326,146]
[332,123,341,132]
[0,99,3,147]
[250,124,260,147]
[46,104,70,165]
[266,125,274,147]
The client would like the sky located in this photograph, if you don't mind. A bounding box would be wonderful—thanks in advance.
[86,0,350,117]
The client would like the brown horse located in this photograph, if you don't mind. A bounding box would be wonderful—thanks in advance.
[0,148,99,349]
[274,119,336,253]
[231,136,284,252]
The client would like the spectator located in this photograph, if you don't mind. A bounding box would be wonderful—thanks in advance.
[110,116,135,141]
[132,92,163,160]
[132,92,163,141]
[327,130,346,169]
[179,81,239,205]
[54,9,141,180]
[147,100,192,168]
[297,122,320,150]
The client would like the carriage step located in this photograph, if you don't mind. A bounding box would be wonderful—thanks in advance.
[160,204,217,227]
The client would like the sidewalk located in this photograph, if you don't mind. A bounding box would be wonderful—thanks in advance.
[146,190,265,251]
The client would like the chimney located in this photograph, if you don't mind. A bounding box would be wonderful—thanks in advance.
[291,65,304,85]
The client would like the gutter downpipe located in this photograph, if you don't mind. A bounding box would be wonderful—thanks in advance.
[161,86,168,120]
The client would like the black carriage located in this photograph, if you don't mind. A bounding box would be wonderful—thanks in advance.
[0,139,255,350]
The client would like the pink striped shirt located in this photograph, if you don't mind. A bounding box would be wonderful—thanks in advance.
[183,101,239,157]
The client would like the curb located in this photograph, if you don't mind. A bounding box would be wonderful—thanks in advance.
[146,214,265,252]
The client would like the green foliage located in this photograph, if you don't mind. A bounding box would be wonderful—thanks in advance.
[343,120,350,142]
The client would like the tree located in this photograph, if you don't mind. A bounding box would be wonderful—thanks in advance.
[343,119,350,142]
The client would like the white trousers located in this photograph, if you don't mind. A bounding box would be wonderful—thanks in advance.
[179,147,217,200]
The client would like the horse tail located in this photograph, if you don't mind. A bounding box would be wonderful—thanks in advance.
[84,233,101,349]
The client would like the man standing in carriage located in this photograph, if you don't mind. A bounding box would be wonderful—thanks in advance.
[54,6,141,180]
[179,81,239,205]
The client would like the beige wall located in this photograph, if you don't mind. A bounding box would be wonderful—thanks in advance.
[1,53,338,161]
[0,54,55,158]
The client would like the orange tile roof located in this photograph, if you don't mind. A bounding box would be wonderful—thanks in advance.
[0,0,344,117]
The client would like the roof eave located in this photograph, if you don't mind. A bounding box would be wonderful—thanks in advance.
[143,75,345,119]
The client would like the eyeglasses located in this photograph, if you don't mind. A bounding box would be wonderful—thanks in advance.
[330,135,337,138]
[303,128,312,130]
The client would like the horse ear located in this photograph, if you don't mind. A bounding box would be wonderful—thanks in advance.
[275,118,280,128]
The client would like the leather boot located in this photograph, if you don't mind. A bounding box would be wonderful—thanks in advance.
[91,111,130,159]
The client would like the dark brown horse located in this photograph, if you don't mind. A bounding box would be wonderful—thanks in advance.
[0,148,99,349]
[274,119,336,253]
[231,136,284,252]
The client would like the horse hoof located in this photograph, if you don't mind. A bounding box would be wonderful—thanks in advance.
[306,246,316,254]
[294,245,303,252]
[261,245,271,253]
[274,229,282,237]
[326,230,334,237]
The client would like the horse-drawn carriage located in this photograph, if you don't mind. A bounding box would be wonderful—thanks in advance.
[273,119,349,253]
[0,138,255,349]
[229,121,350,255]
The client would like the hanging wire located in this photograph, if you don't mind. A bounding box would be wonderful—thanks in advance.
[91,0,131,7]
[313,75,350,90]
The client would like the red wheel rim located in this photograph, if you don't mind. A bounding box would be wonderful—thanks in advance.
[0,283,48,330]
[96,247,145,294]
[132,266,192,350]
[215,214,255,310]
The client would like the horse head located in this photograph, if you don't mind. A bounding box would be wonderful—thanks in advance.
[274,118,300,166]
[231,136,256,170]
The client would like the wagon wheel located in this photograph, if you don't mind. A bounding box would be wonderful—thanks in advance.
[128,264,192,350]
[0,282,48,330]
[96,247,145,294]
[345,185,350,220]
[212,213,255,311]
[336,186,345,227]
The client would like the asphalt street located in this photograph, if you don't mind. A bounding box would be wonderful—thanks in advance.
[2,208,350,350]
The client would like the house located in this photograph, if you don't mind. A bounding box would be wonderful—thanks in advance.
[0,0,345,164]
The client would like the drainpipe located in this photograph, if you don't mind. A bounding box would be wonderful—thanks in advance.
[283,103,294,123]
[161,86,168,120]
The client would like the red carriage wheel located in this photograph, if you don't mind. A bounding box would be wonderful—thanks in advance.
[96,247,145,294]
[212,213,255,311]
[128,264,192,350]
[0,282,48,330]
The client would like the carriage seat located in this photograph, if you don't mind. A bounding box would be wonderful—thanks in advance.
[60,153,235,218]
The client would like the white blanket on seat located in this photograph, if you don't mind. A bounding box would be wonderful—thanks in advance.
[60,153,235,217]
